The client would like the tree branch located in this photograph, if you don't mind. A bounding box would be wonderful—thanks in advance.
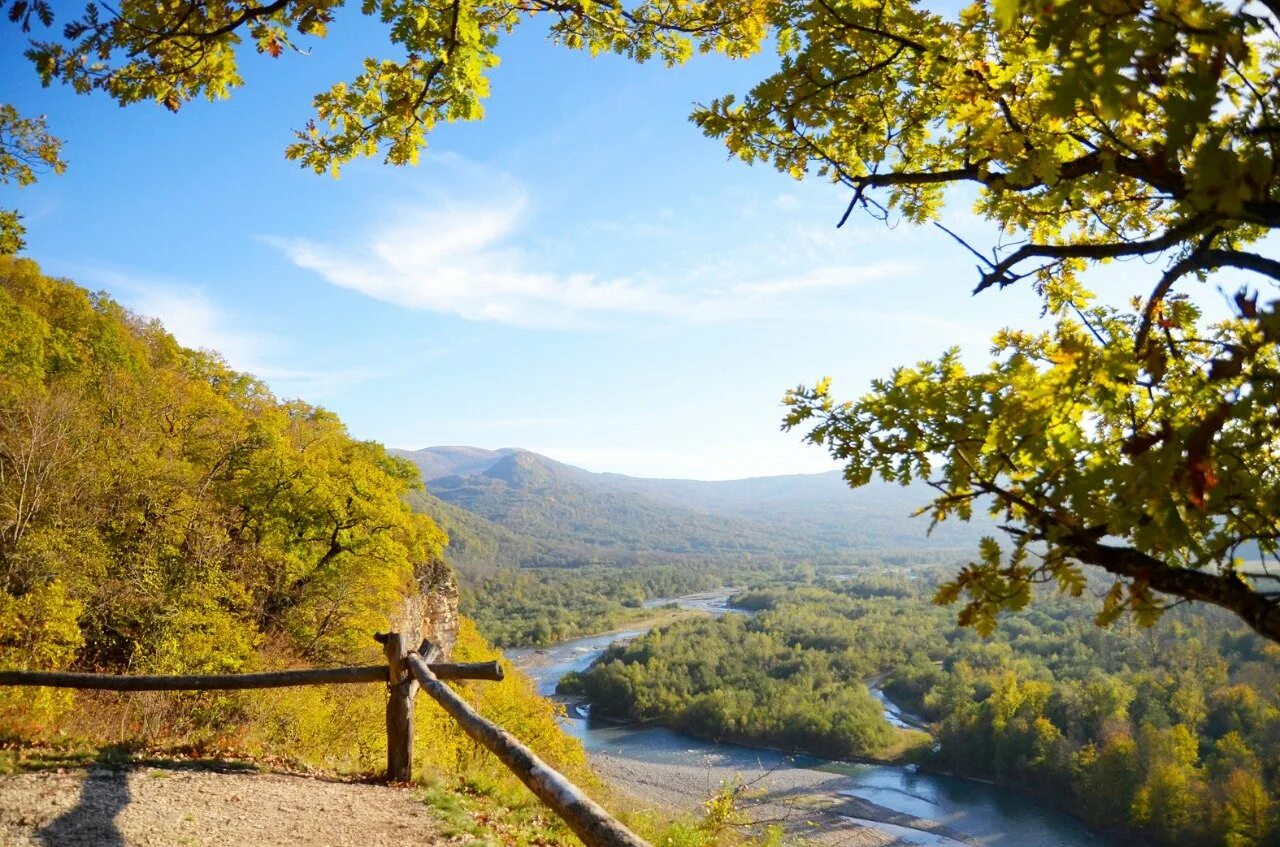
[1062,533,1280,645]
[1136,247,1280,351]
[973,216,1216,294]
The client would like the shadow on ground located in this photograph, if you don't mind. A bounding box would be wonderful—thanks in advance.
[37,746,132,847]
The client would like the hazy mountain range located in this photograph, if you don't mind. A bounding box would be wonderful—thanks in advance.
[393,446,994,571]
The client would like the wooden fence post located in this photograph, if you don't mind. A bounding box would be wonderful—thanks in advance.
[379,631,421,783]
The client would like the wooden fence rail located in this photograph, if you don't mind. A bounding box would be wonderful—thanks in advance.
[0,662,502,691]
[406,650,651,847]
[0,632,653,847]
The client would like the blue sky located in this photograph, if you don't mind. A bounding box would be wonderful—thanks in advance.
[3,14,1070,478]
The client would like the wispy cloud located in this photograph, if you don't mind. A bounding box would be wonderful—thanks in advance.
[267,196,691,326]
[77,267,377,400]
[266,178,917,328]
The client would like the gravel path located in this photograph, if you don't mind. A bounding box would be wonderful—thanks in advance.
[0,766,445,847]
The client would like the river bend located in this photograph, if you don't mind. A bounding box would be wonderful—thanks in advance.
[506,591,1116,847]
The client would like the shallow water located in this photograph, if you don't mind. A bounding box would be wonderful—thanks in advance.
[507,592,1117,847]
[871,684,926,730]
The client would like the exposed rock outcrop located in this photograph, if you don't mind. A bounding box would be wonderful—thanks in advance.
[394,558,460,659]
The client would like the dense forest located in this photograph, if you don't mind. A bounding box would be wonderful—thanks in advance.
[0,256,447,687]
[447,546,956,648]
[458,564,724,647]
[558,611,909,758]
[565,575,1280,846]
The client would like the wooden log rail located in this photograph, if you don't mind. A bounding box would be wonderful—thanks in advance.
[406,649,652,847]
[1,632,654,847]
[0,662,503,690]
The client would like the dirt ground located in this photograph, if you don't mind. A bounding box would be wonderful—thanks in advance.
[0,765,446,847]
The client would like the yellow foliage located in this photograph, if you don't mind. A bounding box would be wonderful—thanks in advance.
[0,580,82,731]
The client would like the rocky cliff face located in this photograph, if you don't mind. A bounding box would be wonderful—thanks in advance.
[394,558,460,659]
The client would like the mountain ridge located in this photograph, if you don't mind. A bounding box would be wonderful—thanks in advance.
[393,446,993,571]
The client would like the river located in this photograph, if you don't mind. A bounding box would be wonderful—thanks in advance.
[506,590,1117,847]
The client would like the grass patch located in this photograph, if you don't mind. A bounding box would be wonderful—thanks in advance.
[870,727,933,763]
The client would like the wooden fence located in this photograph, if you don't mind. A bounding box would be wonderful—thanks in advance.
[0,632,652,847]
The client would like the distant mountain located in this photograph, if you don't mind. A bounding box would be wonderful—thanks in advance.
[392,446,994,570]
[403,445,526,481]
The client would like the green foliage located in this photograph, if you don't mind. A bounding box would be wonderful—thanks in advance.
[0,255,445,719]
[880,581,1278,847]
[571,573,1280,846]
[0,104,64,254]
[8,0,768,176]
[696,0,1277,246]
[460,564,721,647]
[784,288,1280,641]
[0,580,82,727]
[732,0,1280,641]
[561,607,898,759]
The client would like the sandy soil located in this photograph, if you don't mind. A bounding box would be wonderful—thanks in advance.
[591,752,975,847]
[0,765,444,847]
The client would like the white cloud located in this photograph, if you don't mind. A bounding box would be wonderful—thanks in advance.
[122,280,270,369]
[268,194,692,327]
[732,264,914,298]
[77,267,375,400]
[267,183,918,328]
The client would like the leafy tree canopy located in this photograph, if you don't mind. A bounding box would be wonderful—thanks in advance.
[0,104,63,253]
[765,1,1280,644]
[6,0,1280,642]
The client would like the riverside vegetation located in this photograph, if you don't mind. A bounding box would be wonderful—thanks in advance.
[457,565,722,648]
[0,257,774,847]
[562,574,1280,847]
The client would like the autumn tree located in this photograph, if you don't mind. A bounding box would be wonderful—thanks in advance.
[7,0,1280,643]
[0,104,63,253]
[757,0,1280,644]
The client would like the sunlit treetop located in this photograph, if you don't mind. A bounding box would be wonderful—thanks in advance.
[6,0,769,173]
[696,0,1280,301]
[6,0,1280,643]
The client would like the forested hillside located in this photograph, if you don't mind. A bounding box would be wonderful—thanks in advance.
[396,445,996,646]
[0,259,625,845]
[0,257,451,687]
[394,445,993,569]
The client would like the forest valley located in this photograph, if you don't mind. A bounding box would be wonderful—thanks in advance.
[559,575,1280,847]
[6,0,1280,842]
